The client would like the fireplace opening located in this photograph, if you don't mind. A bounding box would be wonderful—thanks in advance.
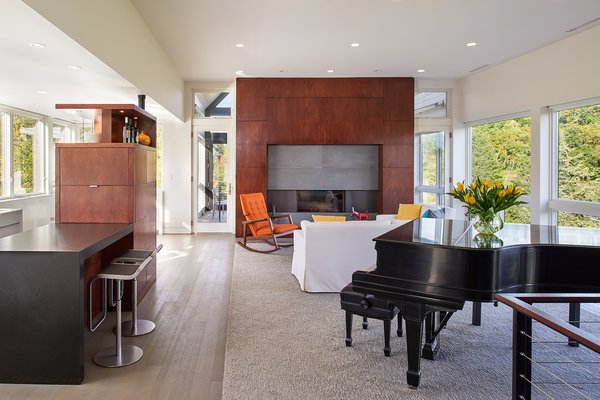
[297,190,344,212]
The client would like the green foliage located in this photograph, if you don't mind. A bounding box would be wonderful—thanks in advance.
[13,115,37,193]
[472,117,531,194]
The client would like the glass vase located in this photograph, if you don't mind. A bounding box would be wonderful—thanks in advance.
[472,212,504,236]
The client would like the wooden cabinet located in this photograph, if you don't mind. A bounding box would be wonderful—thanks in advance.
[55,104,157,305]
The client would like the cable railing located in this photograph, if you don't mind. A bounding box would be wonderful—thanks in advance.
[496,294,600,400]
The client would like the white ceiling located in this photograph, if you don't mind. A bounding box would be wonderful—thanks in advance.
[2,0,600,121]
[0,1,176,122]
[130,0,600,81]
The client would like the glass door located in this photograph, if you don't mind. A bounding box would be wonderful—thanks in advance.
[193,124,234,232]
[415,131,445,205]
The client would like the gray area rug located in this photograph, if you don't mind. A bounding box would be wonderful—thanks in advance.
[223,245,600,400]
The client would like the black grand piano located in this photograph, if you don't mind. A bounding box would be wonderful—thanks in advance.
[351,218,600,387]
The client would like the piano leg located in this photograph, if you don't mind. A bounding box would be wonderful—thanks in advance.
[422,312,440,360]
[397,312,403,337]
[472,301,482,326]
[399,302,429,388]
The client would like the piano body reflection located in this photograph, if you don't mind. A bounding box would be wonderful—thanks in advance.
[351,219,600,387]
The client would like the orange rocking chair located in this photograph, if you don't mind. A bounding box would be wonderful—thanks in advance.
[238,192,298,253]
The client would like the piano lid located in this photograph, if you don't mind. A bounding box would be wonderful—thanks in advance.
[374,219,600,249]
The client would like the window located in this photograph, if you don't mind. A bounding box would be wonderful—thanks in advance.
[13,114,43,195]
[416,131,444,205]
[550,99,600,228]
[470,115,531,223]
[0,111,7,197]
[415,91,447,118]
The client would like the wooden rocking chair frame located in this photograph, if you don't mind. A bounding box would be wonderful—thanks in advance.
[237,214,296,254]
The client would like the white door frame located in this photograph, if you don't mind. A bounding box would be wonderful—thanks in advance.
[191,117,236,233]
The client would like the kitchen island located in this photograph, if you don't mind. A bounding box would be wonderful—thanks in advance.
[0,222,133,384]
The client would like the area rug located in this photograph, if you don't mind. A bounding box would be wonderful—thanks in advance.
[222,245,599,400]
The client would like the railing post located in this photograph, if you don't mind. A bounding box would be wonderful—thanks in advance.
[513,309,532,400]
[568,302,580,347]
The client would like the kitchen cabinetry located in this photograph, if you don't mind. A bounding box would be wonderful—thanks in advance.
[55,104,157,304]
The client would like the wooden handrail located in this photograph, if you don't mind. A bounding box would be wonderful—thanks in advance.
[496,293,600,353]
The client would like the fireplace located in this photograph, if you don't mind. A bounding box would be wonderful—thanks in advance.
[267,144,379,214]
[297,190,344,212]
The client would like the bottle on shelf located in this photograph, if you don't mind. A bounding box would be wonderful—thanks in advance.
[133,118,139,144]
[123,117,130,143]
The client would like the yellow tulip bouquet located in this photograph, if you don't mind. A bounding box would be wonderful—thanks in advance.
[449,177,526,235]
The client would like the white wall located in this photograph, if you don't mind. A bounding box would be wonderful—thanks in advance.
[161,121,191,234]
[0,195,54,231]
[24,0,185,121]
[457,25,600,224]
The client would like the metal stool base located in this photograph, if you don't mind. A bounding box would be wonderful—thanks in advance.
[93,345,143,368]
[116,319,156,337]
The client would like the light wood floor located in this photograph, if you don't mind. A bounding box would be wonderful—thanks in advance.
[0,233,235,400]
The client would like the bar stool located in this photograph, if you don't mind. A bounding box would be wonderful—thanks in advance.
[89,256,152,367]
[111,244,163,337]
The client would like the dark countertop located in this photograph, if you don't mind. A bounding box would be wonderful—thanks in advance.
[0,222,133,259]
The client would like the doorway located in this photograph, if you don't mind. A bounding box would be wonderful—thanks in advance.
[192,91,235,233]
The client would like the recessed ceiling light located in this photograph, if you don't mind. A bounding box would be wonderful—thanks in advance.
[29,42,46,48]
[417,69,425,73]
[235,70,244,75]
[326,69,334,73]
[68,65,82,70]
[235,43,244,48]
[280,69,288,73]
[374,69,383,73]
[350,43,360,47]
[119,110,125,113]
[466,42,477,47]
[35,90,48,94]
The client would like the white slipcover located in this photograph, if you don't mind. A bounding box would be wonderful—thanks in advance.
[291,220,403,292]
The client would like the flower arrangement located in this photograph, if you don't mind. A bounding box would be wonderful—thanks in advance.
[449,177,526,235]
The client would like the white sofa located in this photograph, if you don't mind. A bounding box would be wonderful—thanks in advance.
[292,220,400,292]
[291,204,456,293]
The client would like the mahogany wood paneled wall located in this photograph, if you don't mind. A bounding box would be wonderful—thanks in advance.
[236,77,414,236]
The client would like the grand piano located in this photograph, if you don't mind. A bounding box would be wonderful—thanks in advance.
[351,218,600,387]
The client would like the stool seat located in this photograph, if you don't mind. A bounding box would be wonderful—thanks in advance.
[96,259,148,281]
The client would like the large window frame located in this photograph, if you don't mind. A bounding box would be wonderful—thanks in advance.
[0,104,77,200]
[415,130,445,205]
[466,112,532,222]
[548,97,600,226]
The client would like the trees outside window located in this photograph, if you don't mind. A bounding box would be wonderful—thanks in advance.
[471,116,531,223]
[555,104,600,228]
[13,114,42,195]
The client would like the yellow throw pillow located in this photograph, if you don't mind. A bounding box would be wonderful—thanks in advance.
[312,215,346,222]
[396,204,422,220]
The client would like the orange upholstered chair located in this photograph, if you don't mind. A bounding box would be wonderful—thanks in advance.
[238,192,298,253]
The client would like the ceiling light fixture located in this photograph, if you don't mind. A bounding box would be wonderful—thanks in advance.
[350,43,360,47]
[35,90,48,94]
[374,69,383,73]
[280,69,288,73]
[466,42,477,47]
[235,43,244,48]
[68,65,82,70]
[417,69,425,73]
[29,42,46,48]
[326,69,334,73]
[235,70,244,75]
